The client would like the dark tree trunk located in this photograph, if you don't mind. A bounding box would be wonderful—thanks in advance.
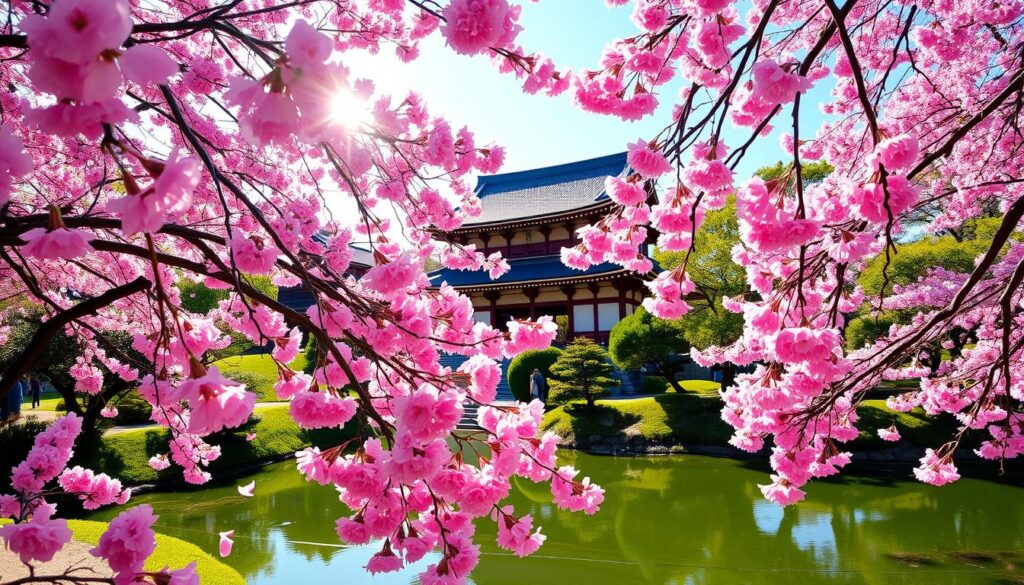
[720,363,737,391]
[661,368,685,393]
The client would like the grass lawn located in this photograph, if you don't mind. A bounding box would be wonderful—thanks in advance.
[542,393,733,447]
[210,352,310,402]
[22,395,65,412]
[543,393,962,451]
[0,518,244,584]
[74,405,355,485]
[676,380,720,395]
[854,399,962,449]
[68,519,246,584]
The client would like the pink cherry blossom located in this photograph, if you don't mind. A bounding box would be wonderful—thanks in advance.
[750,60,813,104]
[441,0,518,55]
[21,226,94,260]
[219,530,234,558]
[91,505,157,576]
[878,425,901,442]
[0,510,72,565]
[626,139,671,178]
[179,365,256,435]
[120,45,179,85]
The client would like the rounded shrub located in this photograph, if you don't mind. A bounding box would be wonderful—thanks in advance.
[507,347,563,402]
[642,375,670,395]
[114,390,153,425]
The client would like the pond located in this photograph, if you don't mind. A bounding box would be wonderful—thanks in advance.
[84,452,1024,584]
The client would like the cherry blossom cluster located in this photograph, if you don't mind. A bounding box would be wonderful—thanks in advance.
[0,414,196,582]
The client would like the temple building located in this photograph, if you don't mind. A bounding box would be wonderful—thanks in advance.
[429,153,657,345]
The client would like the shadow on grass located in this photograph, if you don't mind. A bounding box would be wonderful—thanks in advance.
[560,403,643,446]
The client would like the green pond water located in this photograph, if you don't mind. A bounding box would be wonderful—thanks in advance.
[84,452,1024,584]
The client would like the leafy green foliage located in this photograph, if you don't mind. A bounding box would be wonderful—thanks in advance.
[507,347,563,402]
[858,235,977,298]
[641,375,669,394]
[754,160,834,184]
[608,308,688,383]
[113,390,153,425]
[845,312,899,350]
[547,338,619,407]
[655,199,746,350]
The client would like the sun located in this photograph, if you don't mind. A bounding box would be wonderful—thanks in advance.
[329,90,373,130]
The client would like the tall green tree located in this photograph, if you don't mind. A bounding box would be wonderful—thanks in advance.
[548,338,619,408]
[608,308,689,391]
[655,198,746,387]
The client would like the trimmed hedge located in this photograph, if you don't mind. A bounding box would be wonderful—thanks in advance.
[113,390,153,425]
[507,347,563,402]
[641,376,670,395]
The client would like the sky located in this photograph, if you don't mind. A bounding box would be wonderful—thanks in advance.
[346,1,836,180]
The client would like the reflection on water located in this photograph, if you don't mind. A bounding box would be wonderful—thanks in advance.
[84,453,1024,585]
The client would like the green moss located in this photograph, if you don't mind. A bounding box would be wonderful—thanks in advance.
[67,519,245,585]
[74,406,356,485]
[541,394,732,446]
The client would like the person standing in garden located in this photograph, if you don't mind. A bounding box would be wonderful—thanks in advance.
[29,377,42,409]
[530,368,548,405]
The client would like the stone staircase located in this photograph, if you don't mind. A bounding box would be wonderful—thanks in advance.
[438,353,514,431]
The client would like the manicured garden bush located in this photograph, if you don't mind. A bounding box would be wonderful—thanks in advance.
[548,339,619,408]
[641,376,670,394]
[609,308,689,390]
[113,390,153,425]
[507,347,562,402]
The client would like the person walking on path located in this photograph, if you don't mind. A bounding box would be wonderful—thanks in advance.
[529,368,548,405]
[30,377,43,409]
[3,379,24,423]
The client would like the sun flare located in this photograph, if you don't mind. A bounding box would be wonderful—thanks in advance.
[329,90,372,129]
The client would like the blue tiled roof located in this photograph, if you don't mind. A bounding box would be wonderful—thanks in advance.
[462,153,629,228]
[428,255,629,288]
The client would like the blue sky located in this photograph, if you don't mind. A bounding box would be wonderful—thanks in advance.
[347,2,835,179]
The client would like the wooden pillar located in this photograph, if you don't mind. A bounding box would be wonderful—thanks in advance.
[588,282,600,339]
[524,287,540,320]
[484,290,501,327]
[566,221,577,247]
[561,284,576,341]
[482,232,493,256]
[614,280,628,319]
[539,225,551,255]
[502,229,514,258]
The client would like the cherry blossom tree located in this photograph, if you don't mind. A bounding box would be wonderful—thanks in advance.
[557,0,1024,504]
[0,0,1022,582]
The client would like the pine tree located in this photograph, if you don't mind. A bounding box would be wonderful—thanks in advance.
[548,338,620,408]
